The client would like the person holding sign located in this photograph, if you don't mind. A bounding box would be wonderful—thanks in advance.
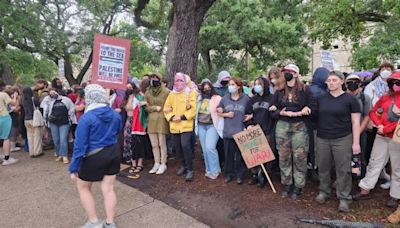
[164,73,197,182]
[195,81,223,180]
[271,64,314,199]
[352,72,400,223]
[217,78,250,184]
[315,71,361,213]
[245,77,275,187]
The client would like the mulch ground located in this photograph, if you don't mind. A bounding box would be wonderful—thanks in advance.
[117,151,396,227]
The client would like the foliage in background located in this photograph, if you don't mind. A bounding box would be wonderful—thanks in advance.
[307,0,400,70]
[198,0,310,82]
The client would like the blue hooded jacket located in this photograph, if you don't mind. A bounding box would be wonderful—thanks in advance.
[69,106,122,173]
[309,67,329,97]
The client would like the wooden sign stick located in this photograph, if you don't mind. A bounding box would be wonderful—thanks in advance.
[260,164,277,193]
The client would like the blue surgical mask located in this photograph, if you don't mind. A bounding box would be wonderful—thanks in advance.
[254,85,263,94]
[228,85,237,94]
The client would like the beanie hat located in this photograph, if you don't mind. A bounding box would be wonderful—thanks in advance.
[283,64,300,74]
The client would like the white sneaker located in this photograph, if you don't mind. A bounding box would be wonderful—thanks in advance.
[156,164,167,175]
[380,181,391,190]
[2,157,19,166]
[11,147,21,152]
[149,163,160,174]
[0,155,4,161]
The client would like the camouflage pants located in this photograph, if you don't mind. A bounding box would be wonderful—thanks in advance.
[275,121,309,188]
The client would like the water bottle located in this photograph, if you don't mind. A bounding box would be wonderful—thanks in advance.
[352,154,362,177]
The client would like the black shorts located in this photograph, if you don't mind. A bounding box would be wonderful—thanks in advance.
[78,144,121,182]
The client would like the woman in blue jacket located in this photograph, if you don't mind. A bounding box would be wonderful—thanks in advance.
[69,84,123,228]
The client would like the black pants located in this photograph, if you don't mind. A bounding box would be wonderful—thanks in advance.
[224,138,246,179]
[365,127,377,166]
[172,132,193,171]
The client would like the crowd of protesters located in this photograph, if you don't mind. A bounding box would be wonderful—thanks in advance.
[1,61,400,227]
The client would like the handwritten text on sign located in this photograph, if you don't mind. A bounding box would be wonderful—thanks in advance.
[233,125,275,169]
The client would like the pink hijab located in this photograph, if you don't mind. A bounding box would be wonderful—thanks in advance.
[173,72,187,93]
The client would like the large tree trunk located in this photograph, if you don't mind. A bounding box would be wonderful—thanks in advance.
[64,55,77,85]
[0,63,14,85]
[166,0,215,85]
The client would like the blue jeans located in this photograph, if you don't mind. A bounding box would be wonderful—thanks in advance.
[49,123,70,157]
[198,123,221,175]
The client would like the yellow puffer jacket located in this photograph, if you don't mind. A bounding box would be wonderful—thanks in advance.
[164,89,197,133]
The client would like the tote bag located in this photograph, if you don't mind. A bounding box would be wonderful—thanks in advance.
[32,98,44,127]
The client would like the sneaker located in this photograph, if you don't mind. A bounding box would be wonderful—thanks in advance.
[380,181,391,190]
[103,221,118,228]
[185,170,193,182]
[81,220,103,228]
[338,200,350,213]
[11,147,21,152]
[0,155,4,161]
[176,167,187,176]
[149,163,160,174]
[206,173,218,180]
[2,157,18,166]
[55,156,62,162]
[62,156,69,164]
[315,192,330,204]
[156,164,167,175]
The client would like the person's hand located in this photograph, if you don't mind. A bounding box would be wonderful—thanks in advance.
[172,115,181,122]
[301,106,311,116]
[246,125,254,130]
[70,173,78,182]
[216,107,223,113]
[280,108,295,117]
[225,112,234,118]
[164,107,172,113]
[377,125,384,135]
[115,108,122,113]
[156,106,162,112]
[139,101,147,106]
[268,105,277,112]
[352,144,361,155]
[243,114,252,122]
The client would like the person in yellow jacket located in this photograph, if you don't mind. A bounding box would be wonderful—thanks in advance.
[164,72,197,181]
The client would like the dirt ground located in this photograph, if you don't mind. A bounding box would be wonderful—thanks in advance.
[117,153,395,228]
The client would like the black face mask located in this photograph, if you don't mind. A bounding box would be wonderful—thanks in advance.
[202,90,211,98]
[220,81,228,86]
[151,80,161,87]
[284,72,293,81]
[346,82,360,91]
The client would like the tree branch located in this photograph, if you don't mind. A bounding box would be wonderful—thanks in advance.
[134,0,157,29]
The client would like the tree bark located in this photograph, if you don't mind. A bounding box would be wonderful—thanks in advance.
[165,0,215,84]
[0,63,14,85]
[200,49,212,77]
[64,55,77,85]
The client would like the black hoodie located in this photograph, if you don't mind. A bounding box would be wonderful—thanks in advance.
[245,77,275,135]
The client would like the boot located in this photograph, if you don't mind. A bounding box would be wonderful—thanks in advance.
[176,167,187,176]
[247,174,258,185]
[257,172,266,188]
[388,207,400,224]
[387,197,399,209]
[281,185,291,198]
[291,187,302,200]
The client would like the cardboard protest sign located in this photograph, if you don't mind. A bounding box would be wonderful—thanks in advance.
[393,120,400,144]
[92,34,131,90]
[233,125,275,169]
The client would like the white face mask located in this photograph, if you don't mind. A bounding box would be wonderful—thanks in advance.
[380,70,392,79]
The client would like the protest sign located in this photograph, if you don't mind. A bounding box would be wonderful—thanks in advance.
[393,120,400,144]
[320,50,334,71]
[92,34,131,90]
[233,125,276,193]
[233,125,275,169]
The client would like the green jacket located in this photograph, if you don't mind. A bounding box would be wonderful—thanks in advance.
[145,86,170,134]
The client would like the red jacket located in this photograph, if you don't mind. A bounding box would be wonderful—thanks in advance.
[369,92,400,138]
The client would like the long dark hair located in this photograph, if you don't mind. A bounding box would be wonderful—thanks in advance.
[122,83,139,108]
[282,77,305,102]
[200,81,218,97]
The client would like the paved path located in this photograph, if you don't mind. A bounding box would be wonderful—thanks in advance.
[0,150,209,228]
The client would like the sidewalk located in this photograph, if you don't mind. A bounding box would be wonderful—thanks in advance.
[0,150,209,228]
